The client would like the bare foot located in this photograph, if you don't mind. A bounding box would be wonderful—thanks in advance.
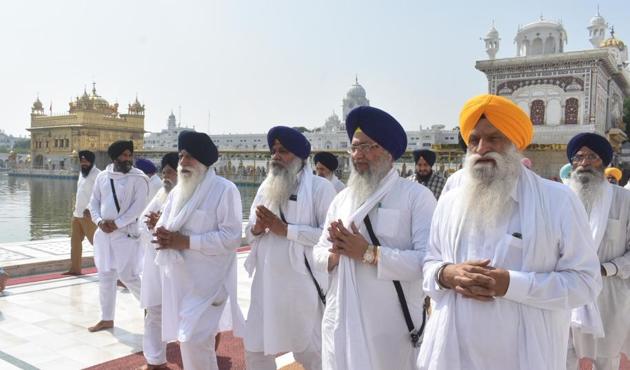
[88,320,114,332]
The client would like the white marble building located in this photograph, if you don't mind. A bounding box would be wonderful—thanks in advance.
[477,12,629,145]
[144,111,196,149]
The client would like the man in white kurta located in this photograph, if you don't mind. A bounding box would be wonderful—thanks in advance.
[88,140,149,332]
[314,151,345,193]
[417,94,601,370]
[244,126,336,370]
[67,150,100,275]
[312,106,436,370]
[566,133,630,370]
[138,152,178,370]
[153,131,244,370]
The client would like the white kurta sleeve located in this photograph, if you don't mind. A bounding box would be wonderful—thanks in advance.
[244,190,265,244]
[312,198,338,274]
[286,181,336,247]
[89,176,103,225]
[603,219,630,278]
[422,201,452,302]
[114,178,149,229]
[502,196,602,310]
[377,190,436,282]
[189,184,243,255]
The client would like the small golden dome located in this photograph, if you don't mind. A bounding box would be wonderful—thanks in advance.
[600,37,625,50]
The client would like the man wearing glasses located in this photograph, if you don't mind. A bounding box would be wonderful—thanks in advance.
[244,126,336,370]
[566,133,630,370]
[313,106,436,370]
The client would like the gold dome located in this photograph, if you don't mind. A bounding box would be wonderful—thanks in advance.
[600,37,625,50]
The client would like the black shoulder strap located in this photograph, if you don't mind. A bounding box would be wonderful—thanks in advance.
[279,207,326,306]
[109,178,121,213]
[364,214,424,348]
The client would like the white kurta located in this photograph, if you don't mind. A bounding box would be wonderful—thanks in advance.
[158,171,245,343]
[312,169,436,370]
[330,175,345,194]
[441,168,463,196]
[73,166,100,217]
[243,169,336,355]
[148,174,162,202]
[572,183,630,359]
[90,165,149,273]
[418,166,602,370]
[139,189,168,308]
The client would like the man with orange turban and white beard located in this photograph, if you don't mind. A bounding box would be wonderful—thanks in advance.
[417,94,602,370]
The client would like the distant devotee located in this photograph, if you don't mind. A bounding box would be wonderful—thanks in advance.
[312,106,436,370]
[417,94,602,370]
[137,158,162,201]
[566,133,630,370]
[244,126,336,370]
[138,152,178,370]
[65,150,100,275]
[88,140,149,332]
[153,131,244,370]
[408,149,446,200]
[314,151,345,193]
[604,166,622,185]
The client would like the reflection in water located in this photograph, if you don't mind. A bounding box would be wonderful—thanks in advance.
[0,173,260,243]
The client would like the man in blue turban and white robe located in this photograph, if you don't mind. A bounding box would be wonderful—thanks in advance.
[153,131,244,370]
[312,106,437,370]
[566,133,630,370]
[244,126,336,370]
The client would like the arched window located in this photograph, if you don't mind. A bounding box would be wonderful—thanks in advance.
[565,98,579,124]
[544,36,556,53]
[530,100,545,125]
[530,38,543,55]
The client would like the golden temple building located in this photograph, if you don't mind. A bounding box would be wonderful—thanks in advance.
[27,83,145,170]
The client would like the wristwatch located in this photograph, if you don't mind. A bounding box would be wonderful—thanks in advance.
[362,244,376,264]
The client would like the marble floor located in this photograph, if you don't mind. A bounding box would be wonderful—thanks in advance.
[0,252,297,370]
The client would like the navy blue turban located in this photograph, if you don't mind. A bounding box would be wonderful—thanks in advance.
[161,152,179,171]
[267,126,311,160]
[567,133,613,167]
[178,131,218,167]
[345,106,407,160]
[78,150,95,164]
[313,152,338,171]
[135,158,157,175]
[413,149,436,166]
[108,140,133,160]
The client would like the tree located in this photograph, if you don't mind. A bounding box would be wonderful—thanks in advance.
[624,97,630,138]
[12,138,31,153]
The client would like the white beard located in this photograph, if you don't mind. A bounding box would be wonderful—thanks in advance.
[568,168,605,215]
[346,152,392,211]
[260,157,303,213]
[172,162,207,215]
[459,145,522,233]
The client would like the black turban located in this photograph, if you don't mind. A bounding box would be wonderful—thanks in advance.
[567,133,612,167]
[412,149,436,166]
[178,131,218,167]
[108,140,133,160]
[267,126,311,159]
[161,152,179,171]
[345,106,407,160]
[78,150,95,164]
[313,152,338,171]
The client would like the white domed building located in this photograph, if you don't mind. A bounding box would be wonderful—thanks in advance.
[475,12,630,176]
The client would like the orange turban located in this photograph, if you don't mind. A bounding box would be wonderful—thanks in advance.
[459,94,534,150]
[605,167,622,182]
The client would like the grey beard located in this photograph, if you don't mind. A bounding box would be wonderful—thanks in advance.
[346,153,392,211]
[568,169,605,214]
[261,158,303,212]
[172,164,206,215]
[459,145,522,233]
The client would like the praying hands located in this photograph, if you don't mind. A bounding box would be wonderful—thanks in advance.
[152,226,189,250]
[439,259,510,301]
[251,205,288,237]
[326,219,369,270]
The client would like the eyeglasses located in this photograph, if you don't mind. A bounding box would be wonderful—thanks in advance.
[347,143,380,154]
[571,154,601,164]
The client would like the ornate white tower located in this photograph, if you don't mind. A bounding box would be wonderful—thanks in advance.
[342,76,370,121]
[484,23,500,60]
[167,110,177,131]
[588,7,608,48]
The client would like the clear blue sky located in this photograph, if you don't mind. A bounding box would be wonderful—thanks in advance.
[0,0,628,137]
